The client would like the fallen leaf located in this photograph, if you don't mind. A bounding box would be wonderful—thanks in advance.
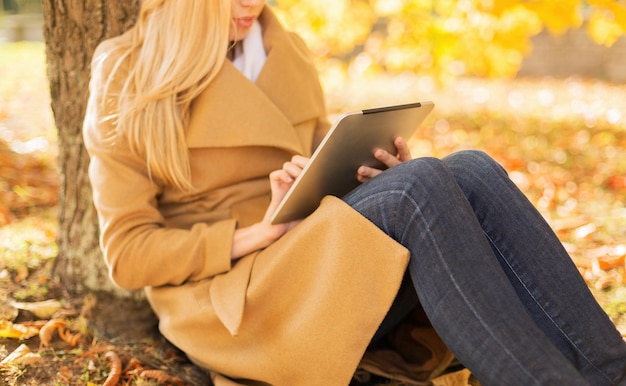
[13,265,28,282]
[0,344,42,366]
[140,369,185,385]
[11,299,62,319]
[103,351,122,386]
[592,255,626,272]
[574,223,597,239]
[605,176,626,191]
[56,365,73,383]
[80,293,97,318]
[39,318,66,348]
[0,320,40,340]
[432,368,472,386]
[0,302,18,321]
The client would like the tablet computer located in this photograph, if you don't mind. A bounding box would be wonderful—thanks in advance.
[270,101,434,224]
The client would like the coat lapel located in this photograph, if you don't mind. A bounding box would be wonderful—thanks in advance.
[255,7,326,125]
[186,62,303,153]
[186,7,325,155]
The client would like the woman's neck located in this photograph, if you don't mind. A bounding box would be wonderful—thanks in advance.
[227,41,242,61]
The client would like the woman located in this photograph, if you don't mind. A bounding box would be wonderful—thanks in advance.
[83,0,626,385]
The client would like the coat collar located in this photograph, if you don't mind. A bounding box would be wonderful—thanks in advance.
[186,7,325,154]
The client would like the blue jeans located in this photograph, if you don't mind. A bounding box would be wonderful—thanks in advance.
[342,150,626,386]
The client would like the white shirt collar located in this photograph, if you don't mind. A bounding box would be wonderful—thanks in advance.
[231,20,266,82]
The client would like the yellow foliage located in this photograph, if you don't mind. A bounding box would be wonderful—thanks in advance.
[522,0,583,34]
[273,0,626,80]
[587,2,626,47]
[274,0,376,57]
[480,0,522,16]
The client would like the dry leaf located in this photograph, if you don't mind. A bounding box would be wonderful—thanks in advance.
[11,299,62,319]
[13,265,28,282]
[574,223,597,239]
[57,365,73,383]
[140,369,185,385]
[39,319,66,348]
[38,318,81,348]
[103,351,122,386]
[592,255,625,272]
[0,320,40,340]
[11,352,43,366]
[0,302,18,321]
[432,368,472,386]
[0,344,42,366]
[80,293,97,318]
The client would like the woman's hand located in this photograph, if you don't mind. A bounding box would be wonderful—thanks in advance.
[357,136,412,183]
[265,155,309,216]
[231,155,309,259]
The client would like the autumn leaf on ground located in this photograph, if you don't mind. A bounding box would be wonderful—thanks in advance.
[0,320,39,340]
[0,344,42,367]
[432,368,472,386]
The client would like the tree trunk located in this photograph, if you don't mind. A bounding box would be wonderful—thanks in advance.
[42,0,140,297]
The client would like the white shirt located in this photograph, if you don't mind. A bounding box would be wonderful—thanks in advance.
[231,20,267,82]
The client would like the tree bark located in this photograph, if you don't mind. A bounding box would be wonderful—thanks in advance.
[42,0,140,296]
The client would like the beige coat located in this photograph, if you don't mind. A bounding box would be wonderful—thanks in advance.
[84,8,409,386]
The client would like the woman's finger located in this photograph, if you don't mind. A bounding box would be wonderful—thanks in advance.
[357,165,382,182]
[394,136,412,162]
[281,161,303,178]
[281,155,309,179]
[270,169,293,184]
[374,148,402,168]
[290,155,309,168]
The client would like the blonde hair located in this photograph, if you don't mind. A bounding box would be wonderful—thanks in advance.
[96,0,231,191]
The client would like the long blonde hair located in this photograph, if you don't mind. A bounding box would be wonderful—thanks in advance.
[97,0,231,191]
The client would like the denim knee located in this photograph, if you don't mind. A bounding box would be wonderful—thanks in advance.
[346,157,455,211]
[393,157,448,180]
[442,150,507,177]
[441,150,510,198]
[344,156,464,241]
[382,157,456,197]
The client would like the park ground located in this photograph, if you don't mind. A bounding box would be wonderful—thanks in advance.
[1,42,626,385]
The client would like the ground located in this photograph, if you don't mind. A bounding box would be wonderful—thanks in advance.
[0,227,212,385]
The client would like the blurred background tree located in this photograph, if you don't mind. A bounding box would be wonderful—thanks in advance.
[2,0,41,13]
[272,0,626,82]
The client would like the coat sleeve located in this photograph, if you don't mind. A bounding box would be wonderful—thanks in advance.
[83,43,236,291]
